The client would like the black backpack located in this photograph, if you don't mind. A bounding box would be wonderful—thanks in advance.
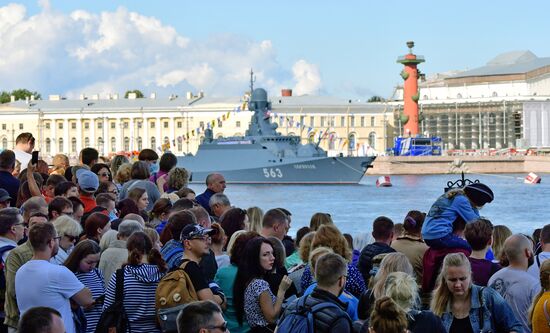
[95,269,130,333]
[277,295,350,333]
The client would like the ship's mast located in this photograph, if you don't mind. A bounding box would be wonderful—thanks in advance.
[249,69,255,94]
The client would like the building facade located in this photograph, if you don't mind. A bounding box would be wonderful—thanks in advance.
[0,91,395,159]
[393,50,550,150]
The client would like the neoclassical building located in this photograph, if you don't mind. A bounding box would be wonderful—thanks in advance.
[0,91,396,159]
[393,50,550,150]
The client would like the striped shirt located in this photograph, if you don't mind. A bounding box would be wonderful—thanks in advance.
[103,264,165,333]
[75,268,106,333]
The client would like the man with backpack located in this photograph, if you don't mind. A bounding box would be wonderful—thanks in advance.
[277,253,352,333]
[179,224,225,307]
[156,224,225,332]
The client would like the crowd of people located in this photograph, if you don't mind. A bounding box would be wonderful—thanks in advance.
[0,131,549,333]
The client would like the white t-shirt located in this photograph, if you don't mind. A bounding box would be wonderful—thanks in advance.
[13,149,31,168]
[16,260,85,333]
[528,251,550,279]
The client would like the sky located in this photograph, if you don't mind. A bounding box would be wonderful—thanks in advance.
[2,0,550,100]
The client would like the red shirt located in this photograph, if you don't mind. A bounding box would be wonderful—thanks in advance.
[80,195,97,213]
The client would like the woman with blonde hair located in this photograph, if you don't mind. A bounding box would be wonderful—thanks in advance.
[246,206,263,233]
[113,162,132,189]
[357,252,414,320]
[431,252,521,332]
[528,259,550,332]
[51,215,83,265]
[368,297,408,333]
[309,212,333,231]
[302,225,365,297]
[492,225,512,264]
[50,153,70,175]
[165,167,189,193]
[359,272,444,333]
[370,252,414,298]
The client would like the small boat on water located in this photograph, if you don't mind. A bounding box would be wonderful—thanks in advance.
[524,172,541,184]
[376,176,392,187]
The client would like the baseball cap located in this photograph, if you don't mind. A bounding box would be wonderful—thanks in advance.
[76,169,99,193]
[180,224,216,241]
[0,189,11,202]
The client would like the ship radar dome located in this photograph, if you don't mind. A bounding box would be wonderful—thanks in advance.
[249,88,269,111]
[251,88,268,101]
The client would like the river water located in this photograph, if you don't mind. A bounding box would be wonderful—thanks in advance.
[188,173,550,237]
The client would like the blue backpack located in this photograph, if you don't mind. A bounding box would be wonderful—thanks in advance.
[276,295,344,333]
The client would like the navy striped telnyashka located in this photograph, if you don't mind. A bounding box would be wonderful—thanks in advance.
[75,268,106,333]
[103,264,165,333]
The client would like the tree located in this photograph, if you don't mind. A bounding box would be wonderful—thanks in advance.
[368,96,384,103]
[0,89,41,103]
[124,90,144,98]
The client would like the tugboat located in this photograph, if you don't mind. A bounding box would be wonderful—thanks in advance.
[177,88,375,184]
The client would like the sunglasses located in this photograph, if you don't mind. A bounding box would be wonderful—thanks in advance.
[190,235,211,241]
[99,173,111,177]
[206,323,228,332]
[65,235,79,242]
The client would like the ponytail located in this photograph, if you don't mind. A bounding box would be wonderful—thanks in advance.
[128,248,143,266]
[148,248,168,272]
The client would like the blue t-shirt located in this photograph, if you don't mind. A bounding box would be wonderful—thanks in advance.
[303,283,359,321]
[422,194,479,240]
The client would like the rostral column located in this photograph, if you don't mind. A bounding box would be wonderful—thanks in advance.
[397,41,425,136]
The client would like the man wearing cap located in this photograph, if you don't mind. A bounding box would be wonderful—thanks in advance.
[76,169,99,213]
[180,224,226,308]
[422,183,494,251]
[0,150,20,208]
[0,189,12,209]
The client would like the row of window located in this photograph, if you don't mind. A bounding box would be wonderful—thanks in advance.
[278,116,376,128]
[1,131,378,153]
[0,116,378,132]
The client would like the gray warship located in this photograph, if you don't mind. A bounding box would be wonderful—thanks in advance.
[177,88,375,184]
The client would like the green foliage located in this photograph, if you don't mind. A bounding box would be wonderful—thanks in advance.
[124,90,144,98]
[368,96,384,103]
[0,89,41,103]
[400,112,409,125]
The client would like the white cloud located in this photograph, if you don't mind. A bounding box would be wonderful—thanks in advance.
[0,3,322,99]
[292,60,322,96]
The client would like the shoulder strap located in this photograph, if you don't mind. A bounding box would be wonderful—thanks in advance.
[0,245,15,263]
[543,300,550,326]
[115,268,124,304]
[537,254,542,268]
[478,287,485,332]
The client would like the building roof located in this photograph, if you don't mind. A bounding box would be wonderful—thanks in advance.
[0,92,387,114]
[449,50,550,78]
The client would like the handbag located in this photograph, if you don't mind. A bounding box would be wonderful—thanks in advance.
[95,269,130,333]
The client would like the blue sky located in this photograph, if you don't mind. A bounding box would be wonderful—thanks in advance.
[4,0,550,99]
